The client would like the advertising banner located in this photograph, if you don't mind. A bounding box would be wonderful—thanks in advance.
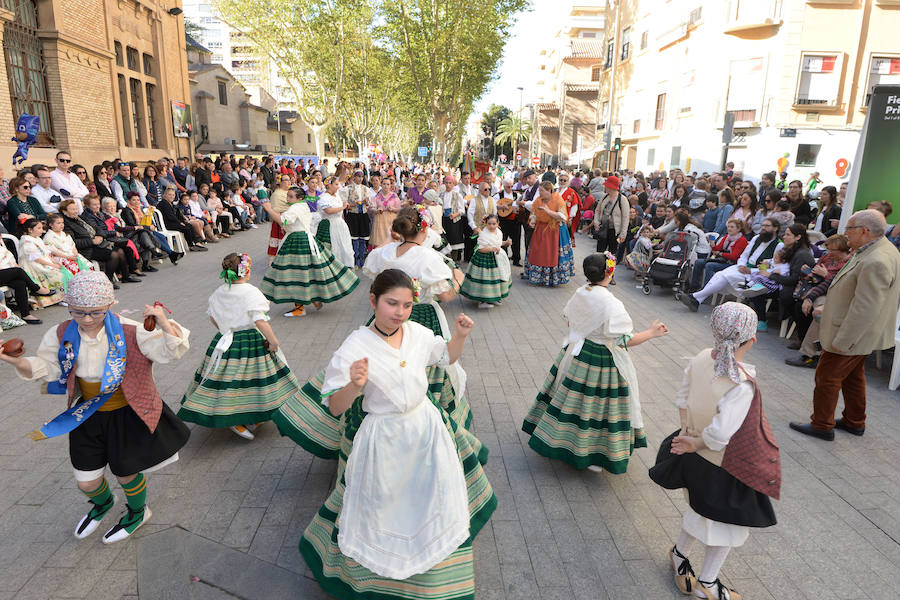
[171,101,192,138]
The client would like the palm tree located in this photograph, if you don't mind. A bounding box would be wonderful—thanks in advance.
[494,115,532,149]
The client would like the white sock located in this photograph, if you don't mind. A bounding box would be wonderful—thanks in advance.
[673,530,696,571]
[695,545,731,597]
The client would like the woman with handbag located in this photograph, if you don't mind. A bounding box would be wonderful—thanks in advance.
[591,176,629,263]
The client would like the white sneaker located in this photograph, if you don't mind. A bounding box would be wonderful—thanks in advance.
[230,425,255,440]
[102,506,151,544]
[587,465,604,473]
[478,302,495,309]
[249,223,258,229]
[74,495,115,539]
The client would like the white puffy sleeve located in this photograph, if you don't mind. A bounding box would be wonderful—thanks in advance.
[362,246,384,278]
[601,298,633,343]
[418,250,453,287]
[135,319,191,364]
[244,285,271,323]
[426,332,450,368]
[701,381,754,451]
[673,362,691,409]
[17,325,64,382]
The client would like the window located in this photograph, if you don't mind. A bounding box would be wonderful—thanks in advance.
[145,83,159,148]
[640,31,648,50]
[670,146,681,168]
[217,80,228,105]
[117,74,131,146]
[142,53,153,76]
[605,39,614,69]
[129,78,145,147]
[620,27,631,61]
[114,41,124,66]
[3,0,54,144]
[655,93,666,129]
[679,70,695,114]
[727,109,756,122]
[796,144,821,167]
[647,148,655,166]
[591,65,601,81]
[307,133,311,143]
[633,119,640,134]
[689,7,702,25]
[581,31,596,39]
[864,56,900,107]
[796,53,840,106]
[280,134,286,146]
[126,46,139,71]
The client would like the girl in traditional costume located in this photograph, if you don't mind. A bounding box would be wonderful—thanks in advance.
[298,269,495,600]
[523,253,668,472]
[460,213,511,308]
[179,253,300,441]
[260,188,360,318]
[0,271,190,543]
[370,179,401,248]
[44,213,95,291]
[315,176,354,268]
[649,302,780,600]
[18,218,66,308]
[273,206,471,458]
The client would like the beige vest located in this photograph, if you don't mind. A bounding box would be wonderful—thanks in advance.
[473,195,496,227]
[685,349,746,467]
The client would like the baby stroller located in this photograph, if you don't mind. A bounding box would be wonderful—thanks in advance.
[641,230,698,300]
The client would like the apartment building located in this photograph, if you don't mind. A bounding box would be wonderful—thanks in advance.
[595,0,899,183]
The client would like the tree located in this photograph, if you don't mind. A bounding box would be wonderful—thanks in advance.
[481,103,512,159]
[378,0,529,164]
[214,0,362,157]
[494,115,532,156]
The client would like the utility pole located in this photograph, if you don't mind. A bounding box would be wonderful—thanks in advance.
[517,86,524,166]
[607,0,621,170]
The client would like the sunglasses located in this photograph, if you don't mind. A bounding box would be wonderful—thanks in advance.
[76,171,86,176]
[20,184,31,189]
[58,158,71,163]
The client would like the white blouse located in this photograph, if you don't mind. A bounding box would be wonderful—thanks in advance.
[19,235,53,263]
[363,242,453,303]
[0,244,16,269]
[674,362,756,452]
[44,229,79,257]
[19,316,190,383]
[207,283,269,331]
[317,192,344,222]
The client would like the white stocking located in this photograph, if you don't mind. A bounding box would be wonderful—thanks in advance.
[673,529,696,571]
[696,545,731,597]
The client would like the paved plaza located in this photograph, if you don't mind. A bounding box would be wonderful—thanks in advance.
[2,227,899,600]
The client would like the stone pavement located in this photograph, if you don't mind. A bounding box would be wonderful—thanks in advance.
[1,227,899,599]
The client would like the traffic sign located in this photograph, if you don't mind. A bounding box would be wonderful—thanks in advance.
[532,156,540,165]
[417,146,428,157]
[515,151,522,160]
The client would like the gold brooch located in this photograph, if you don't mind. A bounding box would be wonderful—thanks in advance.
[399,360,406,368]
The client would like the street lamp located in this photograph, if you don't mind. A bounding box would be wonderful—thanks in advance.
[517,86,524,166]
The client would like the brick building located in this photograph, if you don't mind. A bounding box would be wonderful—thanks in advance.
[0,0,193,172]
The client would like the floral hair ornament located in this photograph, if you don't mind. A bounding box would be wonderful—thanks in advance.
[237,253,252,278]
[413,204,431,230]
[411,277,421,303]
[604,251,617,278]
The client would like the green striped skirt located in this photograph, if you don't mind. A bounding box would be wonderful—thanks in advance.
[521,339,647,473]
[178,329,301,428]
[459,251,511,304]
[273,303,472,456]
[315,218,332,249]
[299,395,496,600]
[261,231,359,304]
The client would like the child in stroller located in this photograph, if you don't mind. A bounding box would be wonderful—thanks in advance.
[642,228,699,300]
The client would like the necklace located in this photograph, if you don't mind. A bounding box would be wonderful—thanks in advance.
[401,240,420,246]
[372,322,400,337]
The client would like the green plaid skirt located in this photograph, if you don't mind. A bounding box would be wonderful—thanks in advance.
[178,329,301,428]
[315,218,332,249]
[298,395,495,600]
[522,339,647,473]
[261,231,359,304]
[459,251,511,304]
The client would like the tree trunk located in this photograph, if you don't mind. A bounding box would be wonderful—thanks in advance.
[311,123,326,158]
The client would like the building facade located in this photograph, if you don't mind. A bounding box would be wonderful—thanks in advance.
[0,0,193,172]
[595,0,900,183]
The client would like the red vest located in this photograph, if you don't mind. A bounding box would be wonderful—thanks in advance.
[721,379,781,500]
[56,318,163,432]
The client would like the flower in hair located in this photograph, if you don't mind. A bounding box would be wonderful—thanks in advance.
[604,251,617,277]
[237,253,252,278]
[411,278,421,303]
[413,204,430,230]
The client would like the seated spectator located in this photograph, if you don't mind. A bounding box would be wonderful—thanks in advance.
[713,187,735,236]
[103,197,161,273]
[50,151,89,207]
[142,163,163,206]
[701,195,720,232]
[30,166,62,214]
[179,191,218,243]
[157,186,207,251]
[785,234,851,368]
[812,186,841,236]
[690,217,749,291]
[653,205,677,238]
[0,237,55,324]
[669,209,710,260]
[60,197,136,286]
[683,217,783,311]
[670,184,688,209]
[43,212,95,289]
[731,190,758,231]
[5,175,46,233]
[120,192,181,264]
[83,194,144,277]
[747,223,815,331]
[785,179,812,226]
[92,164,113,199]
[770,199,795,237]
[204,188,235,234]
[17,218,66,308]
[685,177,708,213]
[867,200,892,218]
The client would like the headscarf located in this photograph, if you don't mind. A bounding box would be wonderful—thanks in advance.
[423,189,440,205]
[65,270,115,307]
[710,302,758,383]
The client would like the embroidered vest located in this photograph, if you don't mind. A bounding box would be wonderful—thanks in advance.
[686,350,781,499]
[473,195,496,227]
[56,320,164,432]
[747,236,779,268]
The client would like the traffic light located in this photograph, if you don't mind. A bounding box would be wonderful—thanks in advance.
[613,137,621,152]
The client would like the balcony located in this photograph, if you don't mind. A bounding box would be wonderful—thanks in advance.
[723,0,782,39]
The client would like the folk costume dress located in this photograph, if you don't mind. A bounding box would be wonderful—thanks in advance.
[273,241,473,459]
[460,228,511,305]
[316,192,354,268]
[298,322,496,600]
[43,228,95,290]
[522,284,647,472]
[440,189,467,253]
[18,234,66,307]
[370,192,401,248]
[178,282,301,428]
[342,183,371,267]
[261,202,360,306]
[266,187,291,258]
[523,192,572,287]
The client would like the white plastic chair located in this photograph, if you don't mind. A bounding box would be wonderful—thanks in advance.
[0,233,18,301]
[152,210,188,254]
[889,304,900,391]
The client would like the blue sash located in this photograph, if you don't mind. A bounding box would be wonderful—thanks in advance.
[29,312,127,440]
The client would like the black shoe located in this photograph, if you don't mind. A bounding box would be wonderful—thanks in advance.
[512,261,522,267]
[681,293,699,312]
[34,288,59,296]
[144,265,158,272]
[23,316,42,325]
[113,283,120,290]
[789,421,834,441]
[835,418,865,436]
[169,252,181,265]
[121,277,142,283]
[133,272,147,277]
[785,355,818,369]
